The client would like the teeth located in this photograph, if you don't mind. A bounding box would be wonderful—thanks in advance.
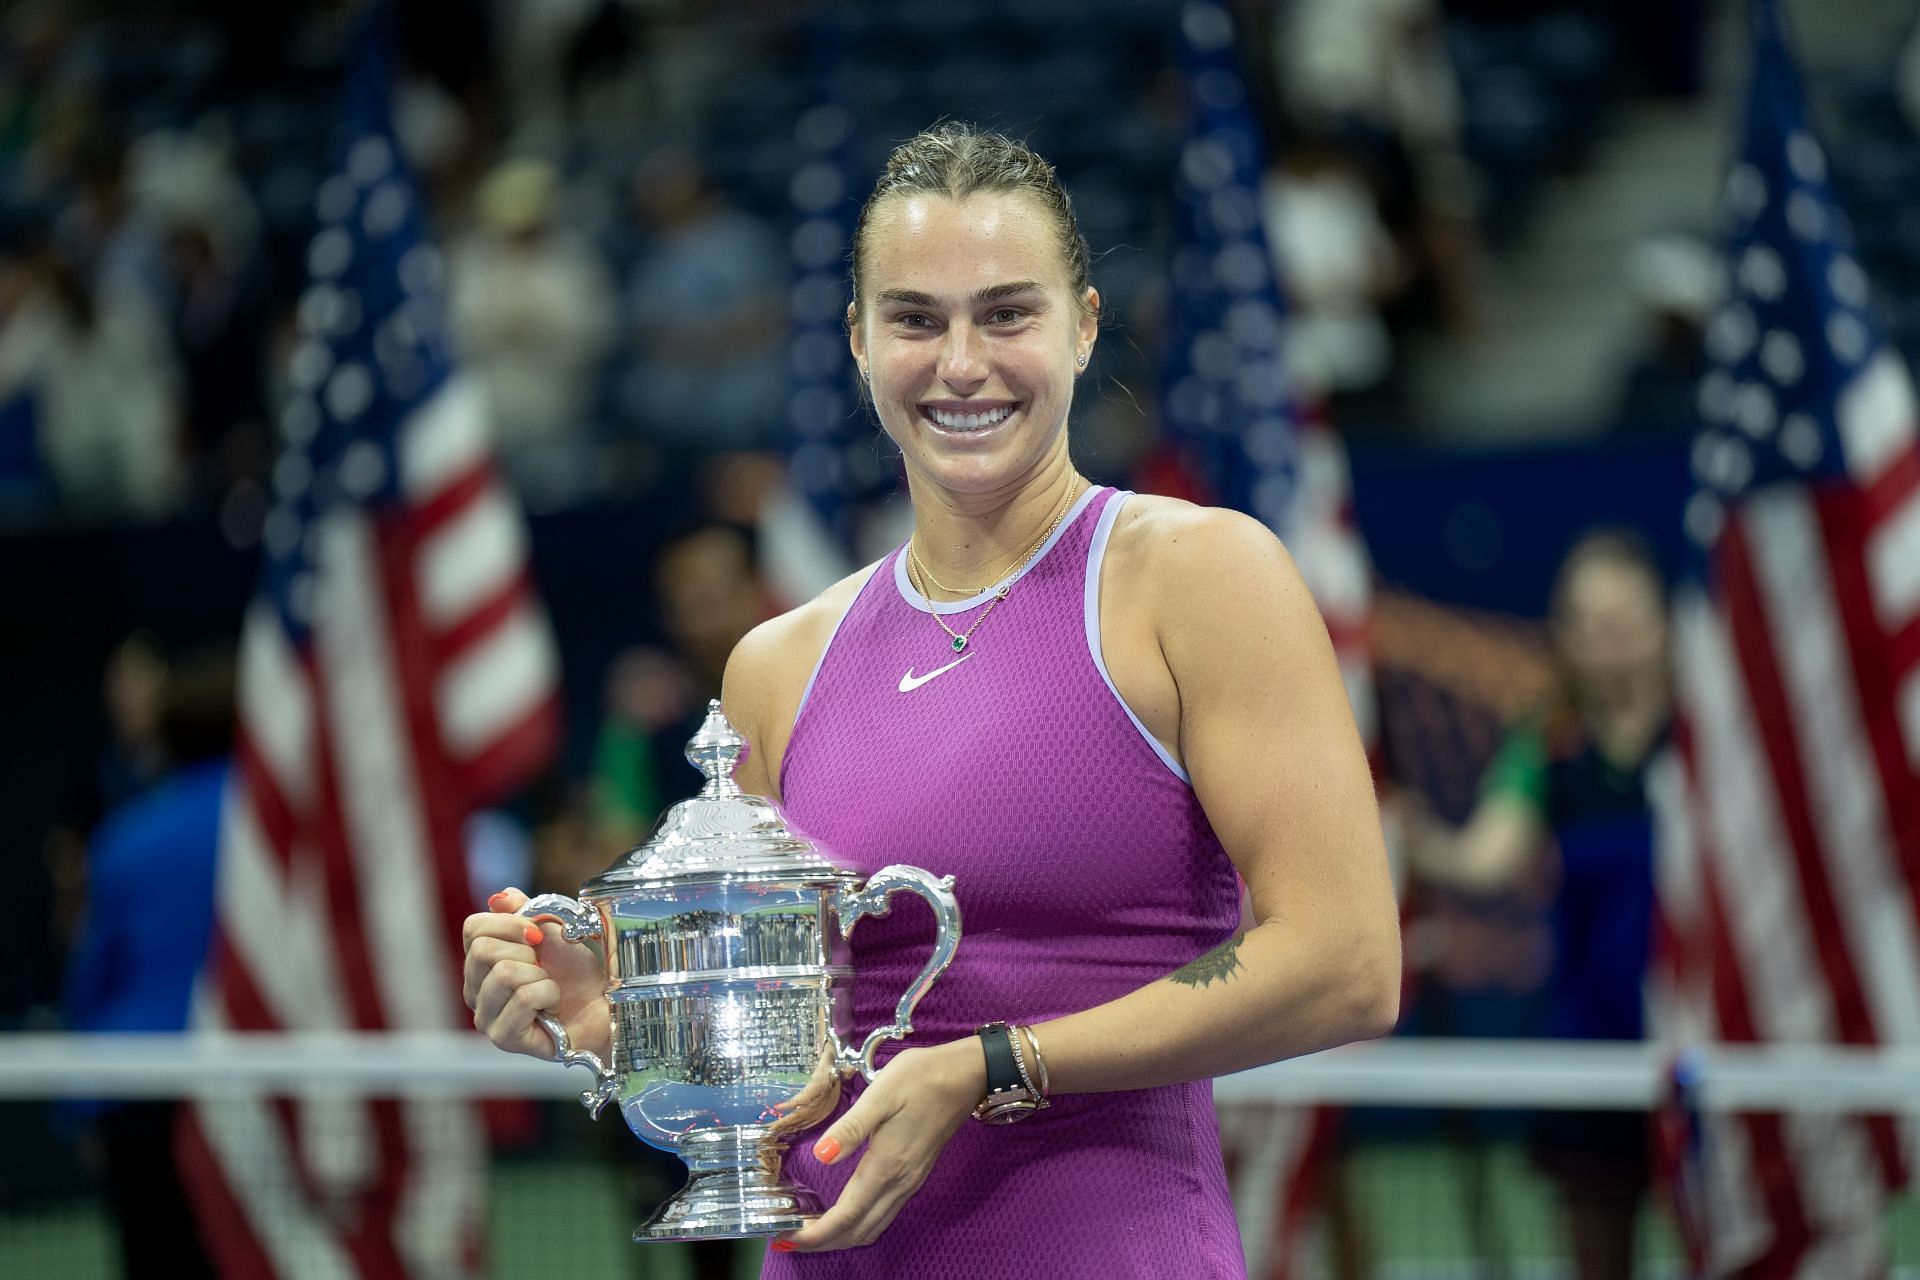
[927,405,1013,431]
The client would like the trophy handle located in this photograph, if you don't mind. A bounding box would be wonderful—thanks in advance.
[832,865,962,1082]
[519,894,619,1118]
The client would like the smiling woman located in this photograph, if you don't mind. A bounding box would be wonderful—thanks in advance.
[851,192,1096,507]
[461,122,1401,1280]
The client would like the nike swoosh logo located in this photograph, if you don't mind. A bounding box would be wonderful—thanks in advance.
[898,653,975,692]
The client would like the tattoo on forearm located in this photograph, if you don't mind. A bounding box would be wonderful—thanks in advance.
[1168,937,1245,989]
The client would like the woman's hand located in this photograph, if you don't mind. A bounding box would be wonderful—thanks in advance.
[773,1037,985,1253]
[461,886,610,1060]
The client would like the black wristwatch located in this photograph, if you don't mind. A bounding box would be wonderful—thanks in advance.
[972,1021,1046,1124]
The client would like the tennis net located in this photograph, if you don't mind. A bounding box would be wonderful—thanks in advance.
[1,1033,1914,1278]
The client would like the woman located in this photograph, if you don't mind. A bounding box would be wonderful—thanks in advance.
[463,123,1400,1276]
[1403,530,1671,1280]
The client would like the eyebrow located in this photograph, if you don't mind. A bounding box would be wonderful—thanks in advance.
[876,281,1049,307]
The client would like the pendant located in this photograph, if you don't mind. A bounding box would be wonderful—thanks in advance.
[951,635,968,653]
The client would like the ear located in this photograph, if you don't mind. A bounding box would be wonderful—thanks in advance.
[847,302,866,375]
[1077,287,1101,365]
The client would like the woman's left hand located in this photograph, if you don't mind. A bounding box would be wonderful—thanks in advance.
[773,1037,985,1253]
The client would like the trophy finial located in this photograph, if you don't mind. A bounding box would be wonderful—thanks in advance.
[685,699,746,796]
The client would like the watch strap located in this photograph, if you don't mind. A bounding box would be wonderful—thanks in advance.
[973,1021,1043,1123]
[977,1021,1020,1093]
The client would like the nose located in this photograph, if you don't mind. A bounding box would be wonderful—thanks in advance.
[937,323,988,394]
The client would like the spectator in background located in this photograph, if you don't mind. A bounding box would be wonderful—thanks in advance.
[158,218,271,510]
[54,136,168,309]
[487,0,606,152]
[1278,0,1463,154]
[1614,232,1721,434]
[1264,141,1403,396]
[1400,530,1671,1280]
[620,148,785,455]
[449,156,615,473]
[591,645,697,845]
[95,631,172,814]
[576,520,767,1280]
[0,2,78,204]
[1272,0,1481,336]
[62,647,235,1280]
[0,238,183,520]
[124,129,272,510]
[591,520,772,841]
[42,632,173,961]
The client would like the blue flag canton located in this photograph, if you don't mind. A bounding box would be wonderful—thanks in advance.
[1689,5,1883,545]
[1165,0,1295,526]
[786,101,865,547]
[260,32,456,638]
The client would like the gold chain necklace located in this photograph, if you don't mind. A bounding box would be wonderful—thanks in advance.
[907,483,1080,654]
[905,545,987,598]
[909,481,1078,596]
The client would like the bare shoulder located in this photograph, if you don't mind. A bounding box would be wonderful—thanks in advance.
[721,560,881,795]
[1106,493,1306,612]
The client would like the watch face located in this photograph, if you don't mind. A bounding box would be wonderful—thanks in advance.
[980,1096,1041,1124]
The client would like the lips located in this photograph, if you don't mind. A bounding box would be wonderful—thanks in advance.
[920,403,1018,432]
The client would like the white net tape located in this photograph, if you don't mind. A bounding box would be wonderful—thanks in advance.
[2,1033,1915,1111]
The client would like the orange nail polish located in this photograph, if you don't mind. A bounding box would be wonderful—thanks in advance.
[770,1241,796,1253]
[813,1136,841,1163]
[523,925,543,945]
[488,892,509,911]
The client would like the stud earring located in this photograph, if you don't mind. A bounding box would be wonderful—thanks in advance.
[1076,353,1089,369]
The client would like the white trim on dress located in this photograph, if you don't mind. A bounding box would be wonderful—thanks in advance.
[892,484,1104,614]
[1084,491,1190,783]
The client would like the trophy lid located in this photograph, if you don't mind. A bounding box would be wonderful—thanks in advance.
[582,700,853,893]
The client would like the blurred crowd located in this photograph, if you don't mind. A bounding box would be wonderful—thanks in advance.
[0,0,1738,536]
[0,0,1818,1109]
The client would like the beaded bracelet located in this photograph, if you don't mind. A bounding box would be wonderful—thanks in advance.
[1016,1023,1051,1099]
[1006,1021,1043,1103]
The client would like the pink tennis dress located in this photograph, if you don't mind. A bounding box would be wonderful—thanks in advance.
[765,487,1248,1278]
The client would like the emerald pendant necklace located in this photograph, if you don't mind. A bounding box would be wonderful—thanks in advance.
[904,482,1081,654]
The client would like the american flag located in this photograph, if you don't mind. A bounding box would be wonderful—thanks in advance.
[1162,3,1377,751]
[762,54,882,609]
[1164,4,1380,1276]
[1653,0,1920,1273]
[177,10,561,1275]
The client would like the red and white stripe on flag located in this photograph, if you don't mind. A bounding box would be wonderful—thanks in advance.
[1282,421,1380,762]
[1648,4,1920,1269]
[179,373,561,1278]
[1220,416,1380,1280]
[1653,349,1920,1277]
[1228,1103,1344,1280]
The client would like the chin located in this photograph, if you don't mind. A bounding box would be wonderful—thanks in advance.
[893,421,1065,495]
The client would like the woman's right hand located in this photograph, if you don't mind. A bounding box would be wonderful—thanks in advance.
[461,886,610,1060]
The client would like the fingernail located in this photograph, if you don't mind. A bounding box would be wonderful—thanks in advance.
[770,1241,796,1253]
[488,892,509,911]
[523,925,543,945]
[812,1136,841,1163]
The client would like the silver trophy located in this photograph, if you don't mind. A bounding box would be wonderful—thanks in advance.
[518,700,961,1241]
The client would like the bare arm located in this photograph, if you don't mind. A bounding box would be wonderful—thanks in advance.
[1034,506,1401,1092]
[780,505,1401,1252]
[1401,790,1543,894]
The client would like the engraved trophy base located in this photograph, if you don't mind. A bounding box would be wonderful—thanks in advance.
[634,1128,824,1242]
[635,1167,825,1242]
